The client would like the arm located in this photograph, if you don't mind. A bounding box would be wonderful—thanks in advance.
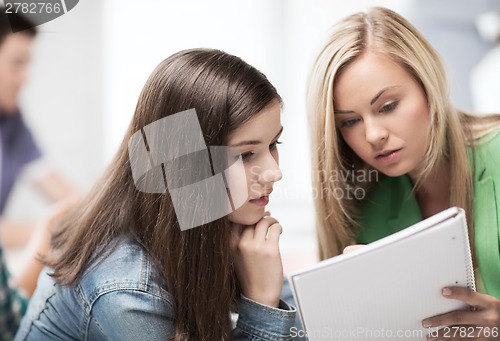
[279,278,307,341]
[233,295,297,341]
[92,289,299,341]
[0,221,36,249]
[33,170,78,203]
[14,196,79,296]
[91,236,298,341]
[232,213,298,340]
[90,289,175,341]
[0,169,79,249]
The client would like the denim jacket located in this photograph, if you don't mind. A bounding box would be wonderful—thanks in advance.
[14,236,305,341]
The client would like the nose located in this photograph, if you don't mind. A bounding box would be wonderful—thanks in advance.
[364,117,388,148]
[261,168,283,183]
[259,155,282,184]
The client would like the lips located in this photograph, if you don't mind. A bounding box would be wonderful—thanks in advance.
[249,190,272,206]
[375,148,401,158]
[249,196,269,206]
[375,148,402,163]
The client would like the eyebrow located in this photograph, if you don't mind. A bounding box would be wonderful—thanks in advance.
[334,85,401,114]
[230,126,283,147]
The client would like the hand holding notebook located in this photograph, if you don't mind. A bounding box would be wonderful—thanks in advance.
[289,207,476,340]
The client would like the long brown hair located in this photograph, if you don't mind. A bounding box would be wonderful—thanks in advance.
[307,7,500,259]
[46,49,281,340]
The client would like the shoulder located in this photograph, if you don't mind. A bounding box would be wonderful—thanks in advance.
[77,237,176,339]
[88,285,175,340]
[78,236,173,312]
[472,128,500,151]
[470,129,500,180]
[0,111,41,161]
[16,238,176,341]
[0,111,33,138]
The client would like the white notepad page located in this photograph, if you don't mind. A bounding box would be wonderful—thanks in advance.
[289,207,475,340]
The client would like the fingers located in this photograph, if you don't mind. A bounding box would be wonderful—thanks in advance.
[254,216,279,241]
[239,213,278,240]
[441,287,491,308]
[343,244,366,254]
[423,310,484,329]
[238,212,282,244]
[261,211,281,242]
[423,289,500,340]
[265,223,283,243]
[240,224,255,240]
[233,212,284,308]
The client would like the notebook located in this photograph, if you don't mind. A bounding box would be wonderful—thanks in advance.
[288,207,475,340]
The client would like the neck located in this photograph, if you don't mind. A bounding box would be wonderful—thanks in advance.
[410,162,451,218]
[0,107,18,117]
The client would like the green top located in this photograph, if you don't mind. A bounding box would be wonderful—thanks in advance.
[356,129,500,300]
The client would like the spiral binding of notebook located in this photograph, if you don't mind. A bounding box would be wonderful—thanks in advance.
[460,210,477,291]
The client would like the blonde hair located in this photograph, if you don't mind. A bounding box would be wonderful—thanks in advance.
[307,7,500,260]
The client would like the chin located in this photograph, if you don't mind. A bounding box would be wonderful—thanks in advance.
[228,207,265,225]
[379,169,406,177]
[376,163,415,178]
[0,103,18,115]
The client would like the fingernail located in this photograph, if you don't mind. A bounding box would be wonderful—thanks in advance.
[442,288,452,296]
[422,320,431,328]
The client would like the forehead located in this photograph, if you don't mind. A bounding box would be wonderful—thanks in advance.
[333,53,413,105]
[0,33,33,55]
[227,100,281,142]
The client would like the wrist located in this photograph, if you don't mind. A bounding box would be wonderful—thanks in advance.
[244,292,280,308]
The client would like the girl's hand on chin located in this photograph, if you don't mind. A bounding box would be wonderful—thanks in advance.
[234,212,284,308]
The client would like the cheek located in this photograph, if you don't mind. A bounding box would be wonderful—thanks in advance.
[405,104,431,142]
[340,130,367,158]
[0,65,13,79]
[245,165,262,197]
[406,89,431,125]
[225,160,250,210]
[0,72,7,88]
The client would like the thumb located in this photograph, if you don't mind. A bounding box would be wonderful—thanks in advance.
[343,244,366,254]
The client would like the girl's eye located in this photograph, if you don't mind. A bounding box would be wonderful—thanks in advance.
[340,118,360,128]
[269,140,282,151]
[241,152,254,162]
[380,101,399,113]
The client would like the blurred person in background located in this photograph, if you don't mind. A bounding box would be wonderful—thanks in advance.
[0,8,76,249]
